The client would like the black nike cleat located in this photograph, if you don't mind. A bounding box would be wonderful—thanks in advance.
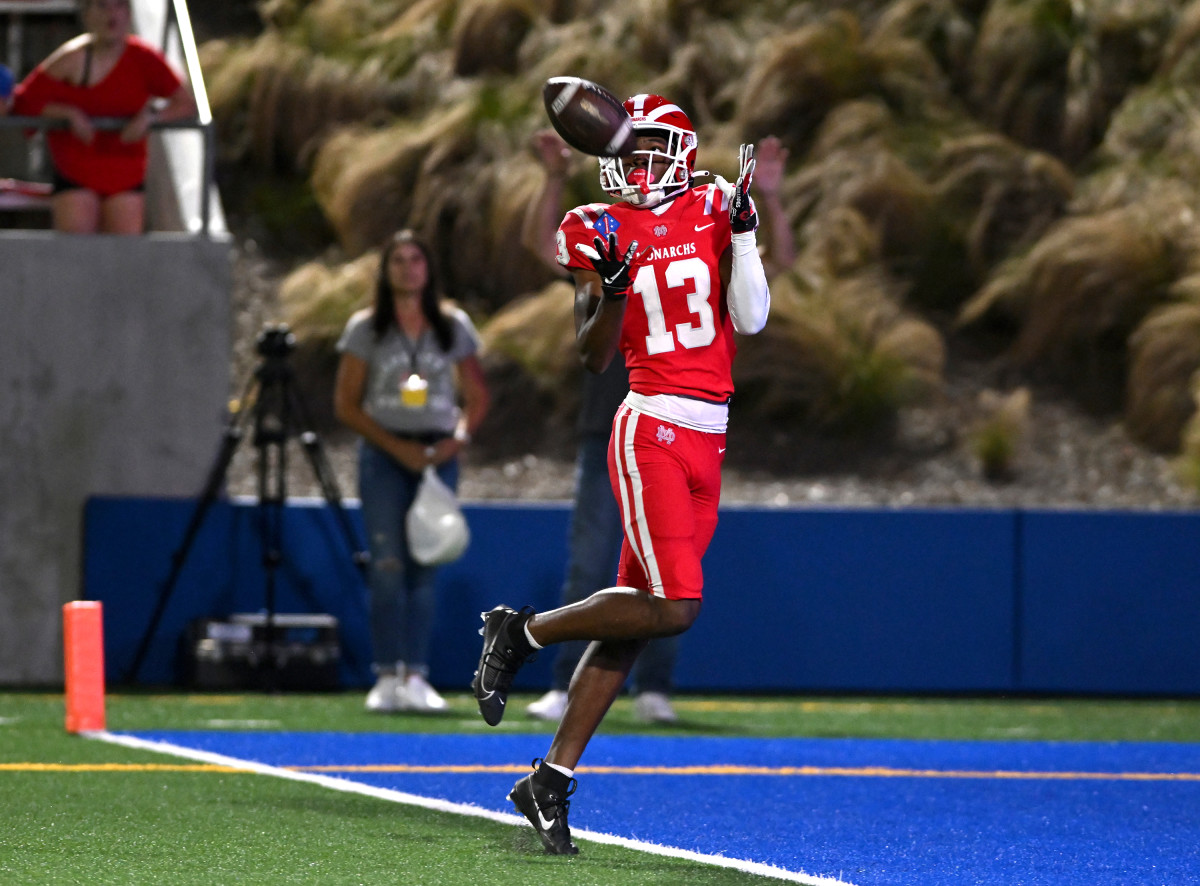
[508,762,579,855]
[471,605,534,726]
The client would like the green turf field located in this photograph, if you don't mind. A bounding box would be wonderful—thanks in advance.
[4,690,1200,884]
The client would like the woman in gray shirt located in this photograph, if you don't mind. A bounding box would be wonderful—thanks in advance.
[334,229,489,712]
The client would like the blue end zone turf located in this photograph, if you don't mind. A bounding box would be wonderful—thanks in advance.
[126,731,1200,885]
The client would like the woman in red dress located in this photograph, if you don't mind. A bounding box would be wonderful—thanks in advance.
[11,0,195,233]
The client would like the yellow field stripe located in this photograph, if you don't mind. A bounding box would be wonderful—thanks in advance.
[289,763,1200,782]
[6,761,1199,782]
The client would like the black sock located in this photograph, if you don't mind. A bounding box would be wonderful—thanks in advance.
[534,761,573,794]
[504,612,536,659]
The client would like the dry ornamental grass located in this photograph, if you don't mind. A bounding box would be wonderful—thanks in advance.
[200,0,1200,502]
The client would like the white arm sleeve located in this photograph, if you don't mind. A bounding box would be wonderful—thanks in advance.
[728,231,770,335]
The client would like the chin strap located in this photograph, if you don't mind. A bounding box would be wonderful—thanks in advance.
[623,179,691,208]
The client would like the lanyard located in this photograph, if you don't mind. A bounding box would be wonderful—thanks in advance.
[396,328,425,377]
[396,328,429,408]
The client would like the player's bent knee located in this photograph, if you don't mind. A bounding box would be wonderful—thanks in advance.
[657,597,701,636]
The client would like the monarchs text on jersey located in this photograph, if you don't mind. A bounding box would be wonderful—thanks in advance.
[556,184,735,404]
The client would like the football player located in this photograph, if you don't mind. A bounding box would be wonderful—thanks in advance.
[473,94,772,855]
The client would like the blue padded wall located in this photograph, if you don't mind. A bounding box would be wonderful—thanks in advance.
[83,496,569,690]
[684,507,1017,691]
[1018,510,1200,694]
[83,497,374,687]
[83,496,1200,695]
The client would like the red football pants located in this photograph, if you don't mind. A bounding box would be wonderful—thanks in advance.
[608,403,725,600]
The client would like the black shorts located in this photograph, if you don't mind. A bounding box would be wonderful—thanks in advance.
[51,166,145,196]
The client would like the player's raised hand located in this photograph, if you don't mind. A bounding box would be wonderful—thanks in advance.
[590,233,639,300]
[715,144,758,234]
[729,143,758,233]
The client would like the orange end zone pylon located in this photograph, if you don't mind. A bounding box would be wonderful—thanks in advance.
[63,601,106,733]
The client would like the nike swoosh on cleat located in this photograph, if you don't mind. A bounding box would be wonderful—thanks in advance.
[536,809,557,831]
[694,223,714,232]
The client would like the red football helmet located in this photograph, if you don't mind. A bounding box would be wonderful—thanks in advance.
[599,94,697,207]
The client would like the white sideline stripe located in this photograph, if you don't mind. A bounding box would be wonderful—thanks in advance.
[87,730,856,886]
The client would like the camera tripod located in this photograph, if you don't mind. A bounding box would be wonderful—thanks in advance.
[124,325,369,687]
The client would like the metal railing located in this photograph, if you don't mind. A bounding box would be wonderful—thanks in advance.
[0,0,78,78]
[0,0,218,235]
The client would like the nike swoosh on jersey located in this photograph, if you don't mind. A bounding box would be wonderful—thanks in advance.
[694,223,714,231]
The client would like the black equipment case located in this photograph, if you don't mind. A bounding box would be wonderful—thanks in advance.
[179,613,341,690]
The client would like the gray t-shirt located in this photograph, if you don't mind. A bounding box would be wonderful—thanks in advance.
[336,305,480,435]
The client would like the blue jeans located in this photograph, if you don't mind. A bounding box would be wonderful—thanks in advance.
[550,432,679,695]
[357,440,458,676]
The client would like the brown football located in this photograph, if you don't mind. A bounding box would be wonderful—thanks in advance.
[543,77,637,157]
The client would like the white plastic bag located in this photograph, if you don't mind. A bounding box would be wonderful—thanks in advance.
[406,466,470,565]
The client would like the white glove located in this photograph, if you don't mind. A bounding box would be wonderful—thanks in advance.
[714,144,758,233]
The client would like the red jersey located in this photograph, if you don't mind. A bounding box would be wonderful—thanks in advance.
[13,37,183,195]
[556,185,735,404]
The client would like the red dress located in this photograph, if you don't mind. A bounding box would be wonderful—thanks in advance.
[13,37,182,196]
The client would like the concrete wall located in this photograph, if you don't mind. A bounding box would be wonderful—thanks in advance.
[0,232,231,684]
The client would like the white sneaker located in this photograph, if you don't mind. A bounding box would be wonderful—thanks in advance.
[405,672,448,712]
[365,673,406,713]
[633,692,677,724]
[526,689,567,721]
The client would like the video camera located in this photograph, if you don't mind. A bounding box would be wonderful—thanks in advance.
[256,324,297,360]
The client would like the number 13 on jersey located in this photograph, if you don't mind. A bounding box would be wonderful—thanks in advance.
[633,257,715,356]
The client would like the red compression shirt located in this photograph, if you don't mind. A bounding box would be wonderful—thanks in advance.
[13,37,183,196]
